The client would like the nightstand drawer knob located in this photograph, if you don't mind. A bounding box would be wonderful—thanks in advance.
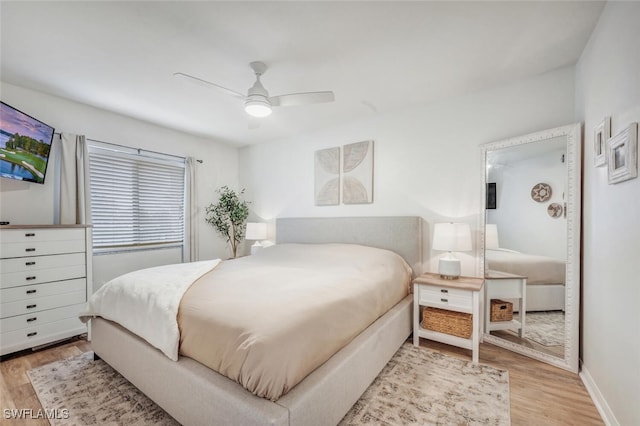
[440,298,448,303]
[440,289,448,293]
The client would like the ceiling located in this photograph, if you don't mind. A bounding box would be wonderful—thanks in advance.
[0,1,604,147]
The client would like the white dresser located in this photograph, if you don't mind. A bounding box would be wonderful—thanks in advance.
[0,225,92,356]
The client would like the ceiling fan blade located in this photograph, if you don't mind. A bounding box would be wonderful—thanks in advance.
[173,72,245,100]
[270,91,335,107]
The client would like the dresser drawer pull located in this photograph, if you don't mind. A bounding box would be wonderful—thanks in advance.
[440,298,448,303]
[25,233,36,237]
[440,289,449,293]
[27,332,38,337]
[25,261,36,266]
[26,289,37,294]
[25,248,36,252]
[27,317,37,323]
[26,276,36,281]
[26,304,37,309]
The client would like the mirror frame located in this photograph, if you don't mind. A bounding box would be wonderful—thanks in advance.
[479,123,581,373]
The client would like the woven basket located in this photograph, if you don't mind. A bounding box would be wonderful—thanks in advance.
[490,299,513,322]
[421,307,472,339]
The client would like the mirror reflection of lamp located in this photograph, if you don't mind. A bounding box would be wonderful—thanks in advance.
[432,223,472,279]
[245,222,268,255]
[485,224,500,250]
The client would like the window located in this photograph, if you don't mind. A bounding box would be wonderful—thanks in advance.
[88,142,185,253]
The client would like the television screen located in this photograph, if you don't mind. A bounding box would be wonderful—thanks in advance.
[0,102,54,184]
[486,182,497,209]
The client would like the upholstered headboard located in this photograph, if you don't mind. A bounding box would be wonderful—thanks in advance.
[276,216,423,277]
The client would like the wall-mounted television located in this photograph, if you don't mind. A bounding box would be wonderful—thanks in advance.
[486,182,497,209]
[0,101,54,184]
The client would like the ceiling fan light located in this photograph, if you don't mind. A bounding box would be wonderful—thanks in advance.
[245,97,272,117]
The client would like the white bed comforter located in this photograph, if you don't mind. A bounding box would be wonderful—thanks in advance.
[80,259,220,360]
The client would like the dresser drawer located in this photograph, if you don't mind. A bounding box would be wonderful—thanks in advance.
[0,264,86,289]
[1,278,86,303]
[0,252,86,274]
[419,285,473,311]
[0,228,85,244]
[0,303,85,333]
[0,316,86,356]
[0,239,86,259]
[0,290,86,319]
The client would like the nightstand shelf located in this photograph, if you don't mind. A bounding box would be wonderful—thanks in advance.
[484,270,527,338]
[412,272,483,363]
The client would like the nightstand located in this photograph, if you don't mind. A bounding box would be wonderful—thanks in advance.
[413,272,483,363]
[484,270,527,337]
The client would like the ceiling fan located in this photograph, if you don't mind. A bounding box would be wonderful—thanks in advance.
[174,61,335,118]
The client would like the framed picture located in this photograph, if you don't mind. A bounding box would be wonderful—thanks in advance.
[594,116,611,167]
[314,147,340,205]
[607,123,638,185]
[342,140,374,204]
[486,182,496,209]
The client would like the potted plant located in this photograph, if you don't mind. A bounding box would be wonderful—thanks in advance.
[205,186,250,258]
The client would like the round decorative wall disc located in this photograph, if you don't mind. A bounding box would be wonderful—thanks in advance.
[548,202,563,218]
[531,183,552,202]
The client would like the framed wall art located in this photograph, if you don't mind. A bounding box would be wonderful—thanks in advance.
[314,147,340,205]
[607,123,638,185]
[342,140,374,204]
[594,116,611,167]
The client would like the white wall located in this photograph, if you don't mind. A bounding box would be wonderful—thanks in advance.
[487,149,567,259]
[0,82,240,289]
[575,3,640,425]
[240,67,576,275]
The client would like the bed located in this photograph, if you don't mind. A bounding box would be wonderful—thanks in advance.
[86,216,423,426]
[486,248,565,311]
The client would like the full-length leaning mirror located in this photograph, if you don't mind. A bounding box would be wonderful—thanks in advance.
[480,123,581,373]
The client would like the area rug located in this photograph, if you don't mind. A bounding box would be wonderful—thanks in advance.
[339,343,510,425]
[28,344,510,426]
[516,311,565,347]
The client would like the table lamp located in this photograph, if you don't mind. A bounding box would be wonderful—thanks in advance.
[245,222,268,255]
[432,222,472,279]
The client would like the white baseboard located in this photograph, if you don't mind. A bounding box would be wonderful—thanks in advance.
[579,363,619,426]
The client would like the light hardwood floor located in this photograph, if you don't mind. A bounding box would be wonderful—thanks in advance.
[1,336,603,425]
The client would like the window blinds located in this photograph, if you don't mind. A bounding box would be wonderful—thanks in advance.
[88,146,185,252]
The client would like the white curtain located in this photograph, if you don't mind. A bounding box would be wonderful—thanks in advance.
[60,133,91,225]
[184,157,199,262]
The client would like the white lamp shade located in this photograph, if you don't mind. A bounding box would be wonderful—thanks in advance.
[432,223,472,252]
[245,222,267,240]
[485,224,500,250]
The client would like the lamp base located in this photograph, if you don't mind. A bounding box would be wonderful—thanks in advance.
[438,258,461,280]
[250,241,263,255]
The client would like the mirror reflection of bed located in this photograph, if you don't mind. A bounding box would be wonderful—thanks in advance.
[485,224,566,358]
[485,134,570,360]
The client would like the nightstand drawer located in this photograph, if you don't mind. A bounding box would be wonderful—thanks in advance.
[419,285,472,311]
